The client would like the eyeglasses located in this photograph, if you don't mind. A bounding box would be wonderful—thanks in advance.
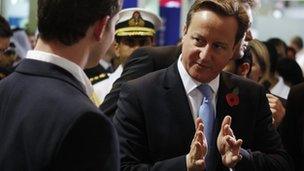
[0,43,16,57]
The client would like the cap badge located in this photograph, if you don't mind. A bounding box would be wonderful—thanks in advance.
[128,11,145,27]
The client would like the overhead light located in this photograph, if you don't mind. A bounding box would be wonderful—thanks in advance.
[11,0,18,5]
[273,9,283,19]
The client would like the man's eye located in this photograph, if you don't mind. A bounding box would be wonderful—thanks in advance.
[213,44,225,50]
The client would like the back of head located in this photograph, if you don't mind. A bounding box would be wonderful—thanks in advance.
[267,37,287,59]
[249,39,270,81]
[277,58,304,86]
[37,0,120,46]
[0,15,13,38]
[185,0,250,45]
[290,36,303,52]
[264,41,279,75]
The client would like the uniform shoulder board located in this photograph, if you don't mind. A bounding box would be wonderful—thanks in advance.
[89,73,109,85]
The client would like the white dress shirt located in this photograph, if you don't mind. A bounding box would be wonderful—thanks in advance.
[177,55,219,121]
[270,76,290,99]
[26,50,94,97]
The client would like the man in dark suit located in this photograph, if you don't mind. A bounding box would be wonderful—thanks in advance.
[0,0,121,170]
[280,83,304,171]
[100,0,256,119]
[114,0,293,170]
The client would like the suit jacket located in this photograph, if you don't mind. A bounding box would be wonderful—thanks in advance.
[280,83,304,171]
[113,62,293,171]
[100,45,181,118]
[0,59,119,171]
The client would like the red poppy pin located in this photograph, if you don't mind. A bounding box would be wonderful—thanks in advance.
[226,87,239,107]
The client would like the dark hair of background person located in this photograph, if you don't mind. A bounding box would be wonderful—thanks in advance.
[184,0,250,45]
[263,41,279,75]
[235,47,252,75]
[277,58,304,86]
[37,0,120,46]
[287,46,296,60]
[267,37,288,59]
[290,36,303,50]
[0,15,13,38]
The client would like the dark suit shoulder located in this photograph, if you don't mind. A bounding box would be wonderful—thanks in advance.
[126,45,181,71]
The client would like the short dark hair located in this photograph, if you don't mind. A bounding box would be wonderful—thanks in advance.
[185,0,250,44]
[0,15,13,38]
[290,36,303,49]
[38,0,120,46]
[235,47,252,75]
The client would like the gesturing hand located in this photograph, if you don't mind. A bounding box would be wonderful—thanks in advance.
[266,93,285,128]
[217,115,242,168]
[186,118,208,171]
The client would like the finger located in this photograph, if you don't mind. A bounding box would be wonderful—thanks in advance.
[191,129,200,146]
[198,122,204,132]
[197,130,203,145]
[270,108,277,114]
[195,117,203,129]
[223,124,234,137]
[221,116,232,135]
[226,136,237,147]
[269,102,276,108]
[266,93,275,99]
[194,159,205,170]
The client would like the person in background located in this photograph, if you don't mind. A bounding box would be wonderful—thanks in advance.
[0,15,14,80]
[114,0,293,170]
[11,28,32,60]
[286,46,296,60]
[223,48,252,78]
[280,82,304,171]
[0,0,121,170]
[267,38,288,59]
[276,58,304,87]
[290,36,304,75]
[263,41,290,99]
[94,7,162,101]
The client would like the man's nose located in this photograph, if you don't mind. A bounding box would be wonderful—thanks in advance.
[199,45,212,60]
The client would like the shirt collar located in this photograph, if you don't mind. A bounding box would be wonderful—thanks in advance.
[177,54,219,95]
[26,50,93,96]
[99,59,112,70]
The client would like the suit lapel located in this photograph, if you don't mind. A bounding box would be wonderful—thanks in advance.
[163,62,195,136]
[15,59,87,96]
[216,72,240,130]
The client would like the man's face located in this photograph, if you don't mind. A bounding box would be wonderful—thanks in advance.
[0,37,15,68]
[181,10,237,83]
[114,36,153,65]
[0,37,10,56]
[232,3,253,59]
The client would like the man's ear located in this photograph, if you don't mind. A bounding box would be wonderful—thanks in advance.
[94,16,110,41]
[114,41,120,57]
[237,63,250,77]
[182,24,188,36]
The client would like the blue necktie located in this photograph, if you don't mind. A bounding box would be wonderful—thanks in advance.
[198,84,216,171]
